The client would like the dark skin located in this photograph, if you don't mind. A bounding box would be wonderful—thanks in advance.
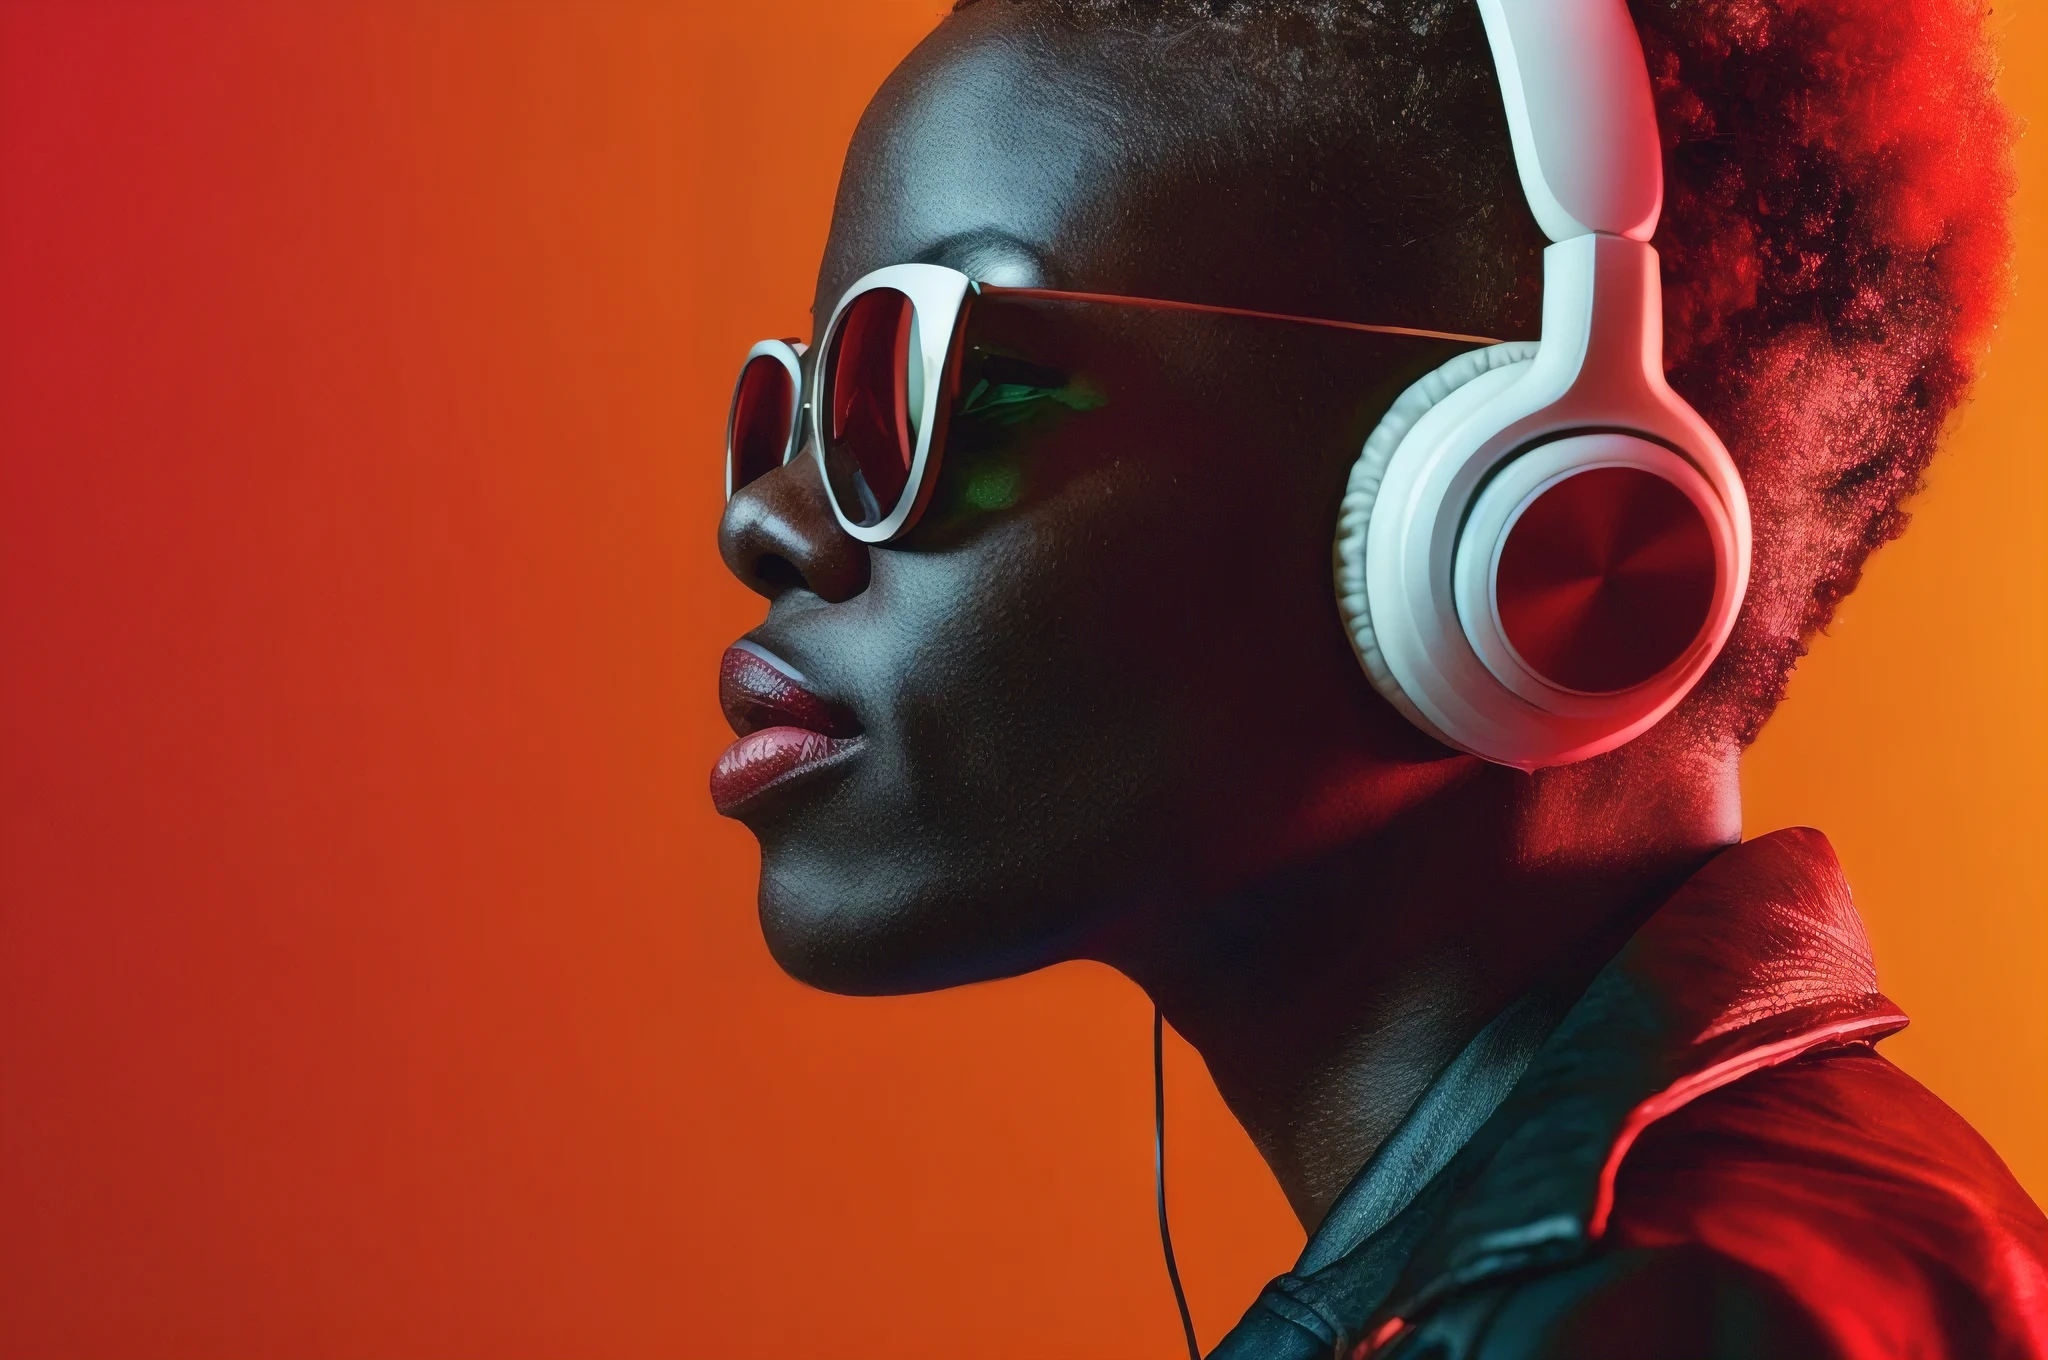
[716,7,1739,1233]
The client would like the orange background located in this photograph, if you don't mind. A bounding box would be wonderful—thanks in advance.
[0,4,2040,1356]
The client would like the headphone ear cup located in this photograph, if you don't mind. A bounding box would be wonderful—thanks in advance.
[1335,341,1539,703]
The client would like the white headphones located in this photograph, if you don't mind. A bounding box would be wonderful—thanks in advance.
[1335,0,1750,770]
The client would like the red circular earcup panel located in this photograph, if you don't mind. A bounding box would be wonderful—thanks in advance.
[1494,465,1718,694]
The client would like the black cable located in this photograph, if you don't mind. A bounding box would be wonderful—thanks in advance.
[1155,1006,1202,1360]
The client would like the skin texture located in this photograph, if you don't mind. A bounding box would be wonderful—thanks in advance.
[716,5,1741,1232]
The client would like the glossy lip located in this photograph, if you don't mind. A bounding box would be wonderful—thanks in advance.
[711,643,864,817]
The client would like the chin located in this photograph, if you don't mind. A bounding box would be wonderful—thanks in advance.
[754,835,1090,997]
[756,848,970,997]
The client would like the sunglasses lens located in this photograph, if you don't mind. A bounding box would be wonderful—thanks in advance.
[823,287,924,529]
[727,353,796,498]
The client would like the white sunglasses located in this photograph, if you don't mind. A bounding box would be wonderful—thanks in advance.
[725,263,1493,543]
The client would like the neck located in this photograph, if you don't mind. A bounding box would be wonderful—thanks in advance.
[1107,738,1740,1233]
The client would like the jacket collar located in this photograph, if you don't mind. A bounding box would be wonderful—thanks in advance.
[1217,828,1908,1359]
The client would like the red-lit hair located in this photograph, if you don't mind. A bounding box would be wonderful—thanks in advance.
[1636,0,2015,742]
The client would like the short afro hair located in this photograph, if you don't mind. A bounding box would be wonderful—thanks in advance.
[949,0,2016,747]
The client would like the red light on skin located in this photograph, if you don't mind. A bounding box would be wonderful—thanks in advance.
[1494,466,1718,695]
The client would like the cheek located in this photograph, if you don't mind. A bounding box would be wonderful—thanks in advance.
[883,520,1182,831]
[880,446,1298,852]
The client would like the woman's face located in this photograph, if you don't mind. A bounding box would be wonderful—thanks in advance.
[714,12,1471,995]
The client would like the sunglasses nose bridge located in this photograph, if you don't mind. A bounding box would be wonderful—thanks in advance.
[791,340,817,457]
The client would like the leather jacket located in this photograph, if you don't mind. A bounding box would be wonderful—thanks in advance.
[1210,829,2048,1359]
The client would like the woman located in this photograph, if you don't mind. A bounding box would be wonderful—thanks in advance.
[712,0,2042,1354]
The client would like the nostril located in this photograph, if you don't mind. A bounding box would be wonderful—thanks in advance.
[718,473,869,603]
[754,553,805,591]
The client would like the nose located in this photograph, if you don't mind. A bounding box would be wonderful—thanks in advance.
[718,454,871,603]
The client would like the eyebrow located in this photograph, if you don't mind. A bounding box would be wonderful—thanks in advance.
[917,228,1051,289]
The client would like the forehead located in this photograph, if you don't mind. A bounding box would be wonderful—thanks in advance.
[813,13,1173,315]
[809,7,1521,340]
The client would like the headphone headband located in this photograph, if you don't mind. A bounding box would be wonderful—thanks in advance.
[1475,0,1663,242]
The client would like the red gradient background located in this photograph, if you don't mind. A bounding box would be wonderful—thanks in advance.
[2,5,2041,1356]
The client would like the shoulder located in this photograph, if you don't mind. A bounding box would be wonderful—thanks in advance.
[1393,1047,2048,1360]
[1602,1045,2048,1358]
[1392,1242,1840,1359]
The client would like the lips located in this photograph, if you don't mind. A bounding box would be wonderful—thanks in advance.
[711,643,863,816]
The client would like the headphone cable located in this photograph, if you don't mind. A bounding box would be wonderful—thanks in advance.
[1155,1005,1202,1360]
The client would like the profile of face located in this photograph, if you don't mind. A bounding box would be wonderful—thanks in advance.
[715,6,1541,997]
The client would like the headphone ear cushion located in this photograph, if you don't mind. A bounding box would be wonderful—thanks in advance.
[1334,341,1540,698]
